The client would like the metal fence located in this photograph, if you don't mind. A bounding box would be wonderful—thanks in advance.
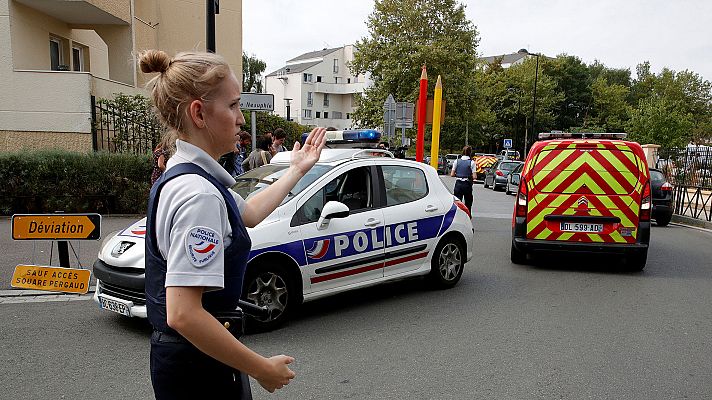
[91,95,162,154]
[657,146,712,222]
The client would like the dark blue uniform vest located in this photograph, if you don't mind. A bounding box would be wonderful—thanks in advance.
[145,163,252,334]
[454,158,473,179]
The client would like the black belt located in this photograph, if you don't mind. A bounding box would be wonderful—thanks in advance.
[152,309,245,344]
[152,330,188,344]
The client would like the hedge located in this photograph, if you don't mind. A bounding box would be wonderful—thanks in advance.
[0,150,151,216]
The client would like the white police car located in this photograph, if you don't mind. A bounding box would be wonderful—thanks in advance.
[93,130,475,331]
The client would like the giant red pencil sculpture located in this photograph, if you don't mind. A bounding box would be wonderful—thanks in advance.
[416,64,428,162]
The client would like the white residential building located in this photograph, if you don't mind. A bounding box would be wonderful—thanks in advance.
[265,45,370,130]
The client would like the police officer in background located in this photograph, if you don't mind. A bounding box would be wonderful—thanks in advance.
[139,49,326,399]
[450,145,476,213]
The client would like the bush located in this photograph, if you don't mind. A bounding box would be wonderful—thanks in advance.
[0,150,151,216]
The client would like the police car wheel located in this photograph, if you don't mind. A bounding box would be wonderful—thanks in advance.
[428,238,464,288]
[243,264,296,331]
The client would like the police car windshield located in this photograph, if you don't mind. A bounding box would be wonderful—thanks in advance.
[232,164,333,204]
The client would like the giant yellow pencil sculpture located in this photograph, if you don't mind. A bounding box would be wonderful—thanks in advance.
[430,75,443,170]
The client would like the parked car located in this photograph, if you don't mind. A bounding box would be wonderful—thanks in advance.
[424,155,448,175]
[649,168,673,226]
[505,163,524,195]
[511,132,651,271]
[484,160,523,191]
[93,142,475,331]
[445,153,460,171]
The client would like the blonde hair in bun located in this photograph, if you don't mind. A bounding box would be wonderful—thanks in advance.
[139,50,231,134]
[139,49,171,74]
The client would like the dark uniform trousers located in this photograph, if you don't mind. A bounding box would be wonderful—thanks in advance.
[146,163,253,400]
[150,331,251,399]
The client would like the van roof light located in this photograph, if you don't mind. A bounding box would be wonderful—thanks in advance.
[538,132,627,140]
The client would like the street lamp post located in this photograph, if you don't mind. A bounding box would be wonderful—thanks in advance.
[528,51,540,158]
[206,0,219,52]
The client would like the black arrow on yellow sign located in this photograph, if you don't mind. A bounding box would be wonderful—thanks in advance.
[12,214,102,240]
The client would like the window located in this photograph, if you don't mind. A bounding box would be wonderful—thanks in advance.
[49,38,63,71]
[346,113,351,120]
[323,93,330,107]
[333,111,343,119]
[334,77,341,84]
[316,76,322,83]
[315,111,321,119]
[294,167,373,225]
[303,73,313,83]
[307,92,313,107]
[323,112,329,119]
[303,109,312,119]
[347,78,351,84]
[72,45,83,72]
[333,59,339,73]
[382,166,428,206]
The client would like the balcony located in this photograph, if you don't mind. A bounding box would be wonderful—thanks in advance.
[15,0,131,25]
[314,81,367,94]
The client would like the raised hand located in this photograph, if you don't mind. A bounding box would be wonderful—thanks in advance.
[290,127,327,176]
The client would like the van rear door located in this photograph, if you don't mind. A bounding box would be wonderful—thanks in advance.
[525,142,646,244]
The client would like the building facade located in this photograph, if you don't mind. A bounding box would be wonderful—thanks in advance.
[265,45,370,130]
[0,0,242,152]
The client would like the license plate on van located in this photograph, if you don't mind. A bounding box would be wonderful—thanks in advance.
[98,295,132,317]
[560,222,604,233]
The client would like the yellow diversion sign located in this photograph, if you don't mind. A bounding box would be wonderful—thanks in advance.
[12,214,101,240]
[12,265,91,294]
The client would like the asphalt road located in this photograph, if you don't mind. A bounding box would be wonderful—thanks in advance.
[1,177,712,399]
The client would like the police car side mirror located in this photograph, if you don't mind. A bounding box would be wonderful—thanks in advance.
[317,201,350,230]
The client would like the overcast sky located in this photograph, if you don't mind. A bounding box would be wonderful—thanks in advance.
[242,0,712,82]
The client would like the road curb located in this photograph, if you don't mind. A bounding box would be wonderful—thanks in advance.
[0,285,96,298]
[671,215,712,232]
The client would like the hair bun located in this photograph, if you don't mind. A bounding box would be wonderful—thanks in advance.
[139,49,171,74]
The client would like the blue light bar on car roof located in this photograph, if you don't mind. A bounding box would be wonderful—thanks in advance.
[538,132,627,140]
[301,129,382,146]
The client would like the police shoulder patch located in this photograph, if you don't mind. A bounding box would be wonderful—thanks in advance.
[184,226,221,267]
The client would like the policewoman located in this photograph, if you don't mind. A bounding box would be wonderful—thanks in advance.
[450,145,476,212]
[139,49,326,399]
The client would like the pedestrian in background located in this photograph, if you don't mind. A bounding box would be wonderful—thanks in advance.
[139,48,327,399]
[450,145,476,213]
[243,134,273,171]
[271,128,288,154]
[218,131,251,177]
[150,129,177,185]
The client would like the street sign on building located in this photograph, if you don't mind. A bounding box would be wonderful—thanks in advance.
[240,93,274,111]
[504,138,513,149]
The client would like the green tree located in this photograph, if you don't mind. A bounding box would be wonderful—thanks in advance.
[242,52,266,93]
[589,76,631,132]
[350,0,479,150]
[626,97,693,148]
[542,55,592,130]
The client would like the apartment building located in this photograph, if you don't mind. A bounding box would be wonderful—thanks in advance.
[0,0,242,152]
[265,45,370,130]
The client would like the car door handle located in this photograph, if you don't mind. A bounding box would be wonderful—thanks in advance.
[364,218,381,227]
[425,205,439,212]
